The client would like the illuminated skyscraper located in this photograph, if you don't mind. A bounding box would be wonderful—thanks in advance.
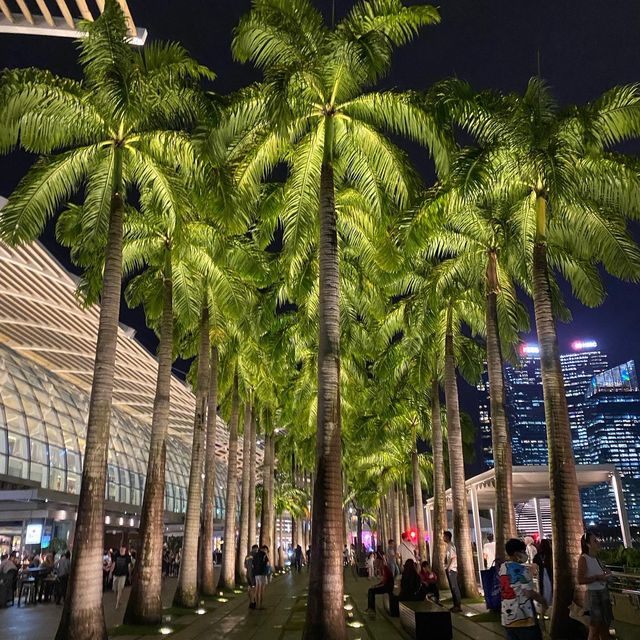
[480,339,608,467]
[583,361,640,525]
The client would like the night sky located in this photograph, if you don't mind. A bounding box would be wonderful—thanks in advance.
[1,1,639,463]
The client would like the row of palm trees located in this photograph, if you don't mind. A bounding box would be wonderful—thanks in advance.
[1,2,640,640]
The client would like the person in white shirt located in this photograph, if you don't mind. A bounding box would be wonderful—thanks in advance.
[483,533,496,568]
[443,531,461,612]
[398,532,416,566]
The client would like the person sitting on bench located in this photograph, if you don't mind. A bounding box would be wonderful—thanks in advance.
[419,560,440,603]
[365,555,394,614]
[399,559,428,602]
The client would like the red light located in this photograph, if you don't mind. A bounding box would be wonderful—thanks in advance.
[410,529,417,539]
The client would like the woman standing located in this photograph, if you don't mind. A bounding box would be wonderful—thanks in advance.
[577,532,613,640]
[533,539,554,607]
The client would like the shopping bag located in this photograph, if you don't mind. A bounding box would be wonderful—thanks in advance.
[481,565,501,611]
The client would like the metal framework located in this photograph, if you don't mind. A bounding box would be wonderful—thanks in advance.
[0,0,147,45]
[0,198,254,473]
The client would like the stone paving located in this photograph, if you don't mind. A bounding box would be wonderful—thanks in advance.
[0,565,512,640]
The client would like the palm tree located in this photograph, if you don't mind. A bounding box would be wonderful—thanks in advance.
[0,4,211,637]
[174,306,210,608]
[218,3,446,634]
[200,345,219,595]
[444,77,640,636]
[415,182,529,559]
[236,400,253,582]
[218,368,241,590]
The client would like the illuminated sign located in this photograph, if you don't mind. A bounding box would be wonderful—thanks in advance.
[521,344,540,355]
[572,340,597,351]
[25,523,42,545]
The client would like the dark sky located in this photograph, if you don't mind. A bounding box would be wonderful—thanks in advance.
[1,1,639,449]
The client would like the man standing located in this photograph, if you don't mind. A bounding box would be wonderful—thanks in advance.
[112,545,131,609]
[54,551,71,605]
[483,533,496,569]
[443,531,462,612]
[245,544,258,609]
[398,532,416,566]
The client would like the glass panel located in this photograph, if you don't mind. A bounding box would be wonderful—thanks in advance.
[4,408,27,434]
[0,453,6,475]
[8,458,27,479]
[62,431,78,451]
[20,395,41,419]
[56,412,73,433]
[30,439,47,464]
[30,462,48,488]
[66,450,81,473]
[0,385,23,412]
[45,425,64,447]
[66,473,80,495]
[49,467,65,492]
[7,432,28,459]
[27,416,47,441]
[49,445,66,470]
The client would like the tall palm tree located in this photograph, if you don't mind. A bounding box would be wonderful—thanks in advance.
[200,345,219,595]
[218,368,241,590]
[236,401,253,582]
[0,4,211,637]
[218,3,445,634]
[444,77,640,636]
[174,306,210,608]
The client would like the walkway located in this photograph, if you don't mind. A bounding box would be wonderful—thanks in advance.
[0,566,509,639]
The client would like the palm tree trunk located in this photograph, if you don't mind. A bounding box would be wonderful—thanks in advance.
[533,195,583,639]
[124,248,173,625]
[199,346,218,595]
[412,450,427,562]
[236,402,252,583]
[393,485,402,543]
[218,369,240,590]
[248,412,257,549]
[402,484,411,533]
[444,304,479,598]
[431,378,448,590]
[270,435,276,560]
[485,250,516,561]
[173,306,210,607]
[259,430,273,549]
[55,146,124,640]
[304,117,346,640]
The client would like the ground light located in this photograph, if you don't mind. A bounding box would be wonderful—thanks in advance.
[158,628,173,635]
[343,604,353,611]
[347,621,364,628]
[196,608,206,615]
[217,597,229,603]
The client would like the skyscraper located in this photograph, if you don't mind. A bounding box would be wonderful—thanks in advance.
[583,360,640,525]
[480,339,608,467]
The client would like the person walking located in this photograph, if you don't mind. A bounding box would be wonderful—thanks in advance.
[112,545,131,609]
[364,556,394,615]
[442,531,462,613]
[578,531,613,640]
[483,533,496,569]
[54,551,71,605]
[499,538,546,640]
[293,545,303,573]
[245,544,258,610]
[252,545,270,610]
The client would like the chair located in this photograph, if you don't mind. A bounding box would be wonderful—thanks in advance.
[17,578,37,606]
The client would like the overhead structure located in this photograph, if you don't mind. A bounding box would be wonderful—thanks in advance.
[0,0,147,45]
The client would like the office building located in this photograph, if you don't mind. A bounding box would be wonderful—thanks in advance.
[583,361,640,526]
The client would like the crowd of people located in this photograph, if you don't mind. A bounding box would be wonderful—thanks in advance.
[0,548,71,606]
[361,529,614,640]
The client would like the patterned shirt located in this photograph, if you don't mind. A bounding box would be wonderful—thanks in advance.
[499,561,536,628]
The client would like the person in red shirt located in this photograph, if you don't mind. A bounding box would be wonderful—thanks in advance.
[419,560,440,603]
[365,556,394,614]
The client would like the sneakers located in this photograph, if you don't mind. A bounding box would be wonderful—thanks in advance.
[449,605,462,613]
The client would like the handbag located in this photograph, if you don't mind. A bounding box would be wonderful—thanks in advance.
[481,563,501,612]
[569,600,590,627]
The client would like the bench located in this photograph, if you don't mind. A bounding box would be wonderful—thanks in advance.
[399,599,452,639]
[383,592,399,617]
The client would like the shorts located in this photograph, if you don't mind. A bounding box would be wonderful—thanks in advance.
[588,588,613,626]
[254,575,268,586]
[113,575,127,593]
